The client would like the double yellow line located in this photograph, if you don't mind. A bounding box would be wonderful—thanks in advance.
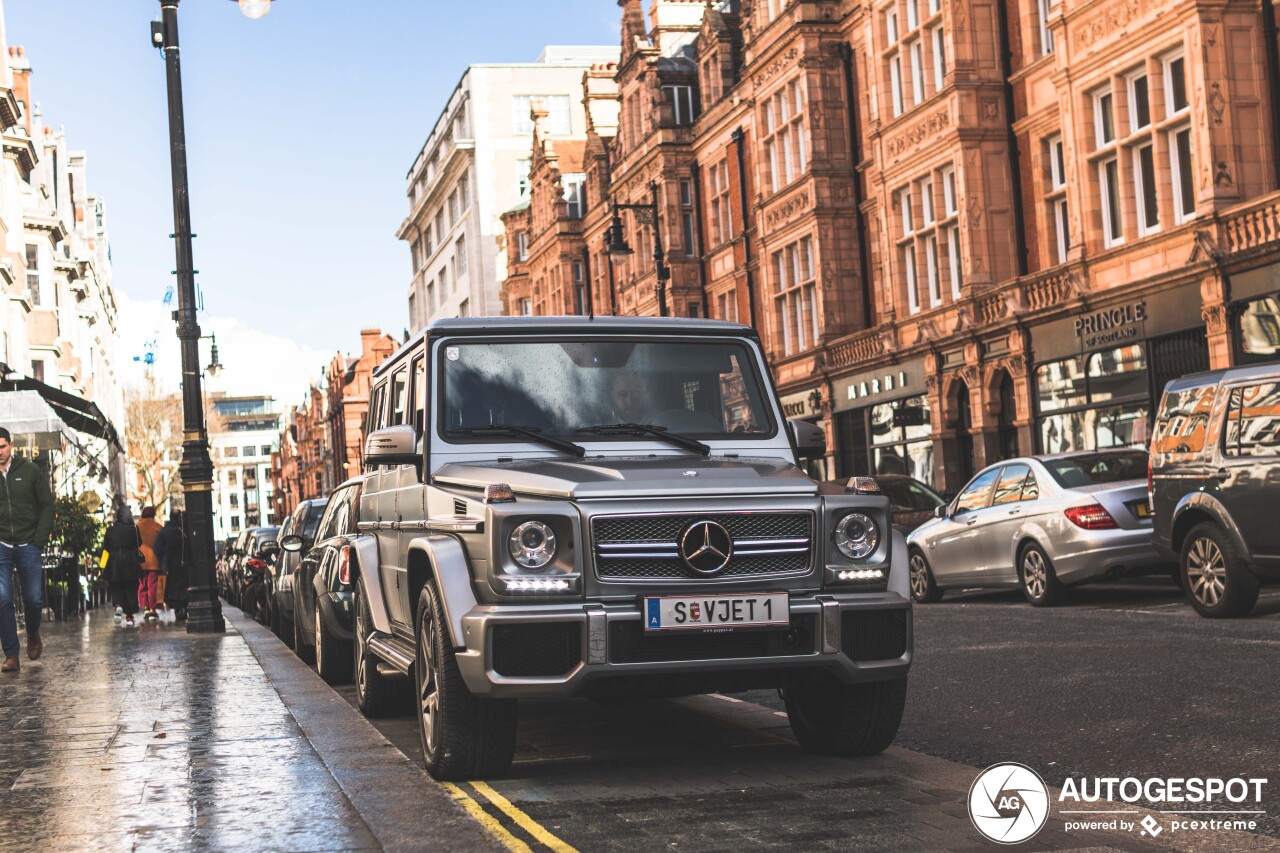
[442,780,577,853]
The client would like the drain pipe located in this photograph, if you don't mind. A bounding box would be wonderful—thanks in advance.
[996,0,1029,276]
[837,42,876,329]
[1263,0,1280,188]
[731,127,759,330]
[689,160,711,318]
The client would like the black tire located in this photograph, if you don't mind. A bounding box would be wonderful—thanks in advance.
[1181,522,1259,618]
[293,600,315,664]
[785,675,906,756]
[315,600,353,685]
[355,586,409,718]
[415,582,517,781]
[1019,543,1065,607]
[908,549,943,603]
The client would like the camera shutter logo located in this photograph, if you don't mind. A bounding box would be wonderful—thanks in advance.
[968,763,1050,844]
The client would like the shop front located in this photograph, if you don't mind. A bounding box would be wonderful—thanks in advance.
[1229,263,1280,364]
[832,358,934,486]
[1029,283,1208,454]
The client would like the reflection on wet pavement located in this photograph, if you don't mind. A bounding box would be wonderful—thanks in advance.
[0,612,380,852]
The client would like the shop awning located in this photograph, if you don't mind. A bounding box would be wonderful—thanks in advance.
[0,390,70,451]
[0,373,123,451]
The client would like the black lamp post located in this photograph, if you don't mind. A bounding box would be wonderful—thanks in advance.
[153,0,271,633]
[605,180,670,317]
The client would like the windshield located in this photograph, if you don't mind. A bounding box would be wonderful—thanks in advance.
[1043,451,1148,488]
[439,338,776,441]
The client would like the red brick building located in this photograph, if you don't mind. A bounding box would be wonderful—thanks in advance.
[272,328,396,517]
[503,0,1280,492]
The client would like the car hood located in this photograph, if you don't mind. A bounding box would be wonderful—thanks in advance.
[432,455,818,499]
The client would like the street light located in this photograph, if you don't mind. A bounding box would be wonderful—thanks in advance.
[201,334,223,377]
[153,0,270,633]
[605,180,670,317]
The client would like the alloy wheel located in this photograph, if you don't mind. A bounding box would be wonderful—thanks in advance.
[417,606,440,759]
[1023,550,1047,600]
[909,554,928,600]
[355,599,368,699]
[1187,536,1226,607]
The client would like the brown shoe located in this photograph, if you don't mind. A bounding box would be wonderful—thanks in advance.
[27,634,42,661]
[1,655,18,673]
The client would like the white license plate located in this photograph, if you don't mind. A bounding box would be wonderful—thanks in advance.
[643,592,789,632]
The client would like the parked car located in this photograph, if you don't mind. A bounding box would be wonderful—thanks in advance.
[821,475,946,534]
[268,498,328,646]
[906,450,1164,606]
[223,527,279,609]
[1151,363,1280,617]
[282,485,359,684]
[352,316,912,781]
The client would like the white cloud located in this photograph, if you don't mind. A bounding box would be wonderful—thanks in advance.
[118,294,331,409]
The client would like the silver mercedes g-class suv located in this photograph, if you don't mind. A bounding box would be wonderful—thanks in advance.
[351,317,912,780]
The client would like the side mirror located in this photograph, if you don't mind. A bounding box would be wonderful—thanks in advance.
[788,419,826,460]
[365,424,419,467]
[281,535,304,553]
[934,504,948,519]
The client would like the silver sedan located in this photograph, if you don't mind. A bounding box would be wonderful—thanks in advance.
[906,450,1167,606]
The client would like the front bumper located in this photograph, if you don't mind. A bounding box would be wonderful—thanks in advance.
[1050,528,1171,584]
[454,592,912,698]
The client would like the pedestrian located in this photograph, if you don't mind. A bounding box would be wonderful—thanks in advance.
[103,506,142,627]
[136,506,162,622]
[0,427,54,673]
[156,509,188,621]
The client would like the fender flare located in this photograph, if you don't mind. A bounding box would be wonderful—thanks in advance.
[350,534,393,635]
[888,529,910,599]
[1007,519,1052,570]
[407,535,478,648]
[1172,492,1249,557]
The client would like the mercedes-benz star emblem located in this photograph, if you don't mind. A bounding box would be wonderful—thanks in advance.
[679,520,734,575]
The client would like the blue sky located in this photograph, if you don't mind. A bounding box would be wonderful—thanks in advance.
[3,0,618,400]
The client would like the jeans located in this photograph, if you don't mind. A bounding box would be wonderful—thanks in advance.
[0,543,43,657]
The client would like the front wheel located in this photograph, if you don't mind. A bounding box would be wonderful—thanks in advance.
[315,600,353,685]
[415,582,517,781]
[785,675,906,756]
[1020,543,1065,607]
[908,550,943,603]
[1182,522,1259,618]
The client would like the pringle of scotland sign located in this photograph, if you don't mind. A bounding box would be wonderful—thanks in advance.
[1073,300,1147,348]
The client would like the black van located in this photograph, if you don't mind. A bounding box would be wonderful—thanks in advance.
[1150,363,1280,617]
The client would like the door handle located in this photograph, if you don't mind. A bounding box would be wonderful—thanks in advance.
[1007,508,1022,516]
[1213,468,1230,481]
[965,517,978,526]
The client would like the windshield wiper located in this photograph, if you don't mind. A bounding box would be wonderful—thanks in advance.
[574,423,711,456]
[450,425,585,457]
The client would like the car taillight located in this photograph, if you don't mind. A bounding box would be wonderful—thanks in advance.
[1147,453,1154,502]
[338,546,351,585]
[1064,504,1119,530]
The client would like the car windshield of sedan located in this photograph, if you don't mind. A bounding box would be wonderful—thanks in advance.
[878,478,945,512]
[440,338,775,441]
[1043,451,1148,488]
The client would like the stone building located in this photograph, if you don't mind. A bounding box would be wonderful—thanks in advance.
[0,20,127,507]
[504,0,1280,493]
[397,46,619,330]
[209,394,279,538]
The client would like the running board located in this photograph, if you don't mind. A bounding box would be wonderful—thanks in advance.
[367,633,414,676]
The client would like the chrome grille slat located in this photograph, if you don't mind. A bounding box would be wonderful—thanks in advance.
[592,511,814,581]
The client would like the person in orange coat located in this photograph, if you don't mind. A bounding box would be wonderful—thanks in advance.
[136,506,163,621]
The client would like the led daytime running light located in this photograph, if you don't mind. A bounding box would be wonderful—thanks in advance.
[837,568,885,581]
[504,577,571,592]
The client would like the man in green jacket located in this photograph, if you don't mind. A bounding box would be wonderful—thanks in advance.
[0,427,54,672]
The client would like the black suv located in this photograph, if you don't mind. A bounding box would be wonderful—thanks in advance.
[1150,363,1280,617]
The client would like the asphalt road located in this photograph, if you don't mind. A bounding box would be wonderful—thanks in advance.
[325,579,1280,849]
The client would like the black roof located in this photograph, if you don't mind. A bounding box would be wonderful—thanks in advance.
[1163,360,1280,393]
[376,316,757,377]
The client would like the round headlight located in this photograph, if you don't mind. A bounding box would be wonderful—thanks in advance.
[508,521,557,569]
[834,512,880,560]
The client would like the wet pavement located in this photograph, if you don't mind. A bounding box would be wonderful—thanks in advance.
[0,607,494,852]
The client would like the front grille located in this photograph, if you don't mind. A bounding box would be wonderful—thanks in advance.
[608,614,817,664]
[593,512,814,581]
[841,610,908,662]
[492,623,582,677]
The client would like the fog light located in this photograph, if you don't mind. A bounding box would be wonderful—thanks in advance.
[504,577,571,592]
[837,568,885,582]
